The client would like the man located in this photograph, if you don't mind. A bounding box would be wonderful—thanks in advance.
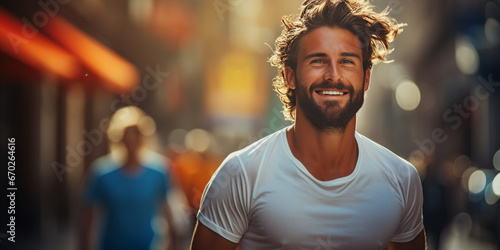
[191,0,425,249]
[80,107,177,250]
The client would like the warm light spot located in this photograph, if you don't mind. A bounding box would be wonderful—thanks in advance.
[468,170,487,194]
[461,167,477,191]
[493,149,500,171]
[485,183,499,205]
[44,17,139,92]
[455,37,479,75]
[185,129,211,153]
[0,8,80,79]
[485,18,500,46]
[492,173,500,196]
[395,80,420,111]
[236,0,263,18]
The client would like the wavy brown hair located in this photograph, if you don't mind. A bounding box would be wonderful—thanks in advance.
[269,0,404,121]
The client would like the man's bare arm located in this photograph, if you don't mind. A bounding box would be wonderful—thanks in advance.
[78,205,97,250]
[388,229,426,250]
[190,220,238,250]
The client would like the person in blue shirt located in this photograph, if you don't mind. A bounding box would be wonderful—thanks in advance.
[80,109,177,250]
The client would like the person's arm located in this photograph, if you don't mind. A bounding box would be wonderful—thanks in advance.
[191,220,238,250]
[78,204,97,250]
[162,200,178,250]
[388,229,426,250]
[388,163,426,250]
[191,154,249,249]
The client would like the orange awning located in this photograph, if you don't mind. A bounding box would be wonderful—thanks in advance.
[0,7,139,93]
[43,17,139,92]
[0,7,80,79]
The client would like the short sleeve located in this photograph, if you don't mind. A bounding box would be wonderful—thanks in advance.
[158,169,169,201]
[82,155,119,205]
[144,151,171,199]
[391,165,424,242]
[82,171,101,205]
[197,154,251,243]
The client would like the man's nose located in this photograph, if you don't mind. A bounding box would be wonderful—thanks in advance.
[324,63,342,82]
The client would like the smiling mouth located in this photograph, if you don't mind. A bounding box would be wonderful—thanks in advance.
[316,90,348,96]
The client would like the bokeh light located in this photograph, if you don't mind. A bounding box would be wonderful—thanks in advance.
[468,169,487,194]
[453,155,471,178]
[455,37,479,75]
[492,173,500,196]
[485,183,499,205]
[462,167,478,191]
[493,149,500,171]
[395,80,421,111]
[236,0,263,18]
[185,129,211,152]
[485,18,500,46]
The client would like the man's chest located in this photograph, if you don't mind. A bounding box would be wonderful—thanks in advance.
[242,175,403,249]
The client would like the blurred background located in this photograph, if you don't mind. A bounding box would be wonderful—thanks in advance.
[0,0,499,249]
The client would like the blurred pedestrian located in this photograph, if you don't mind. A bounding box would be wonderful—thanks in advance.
[79,106,177,250]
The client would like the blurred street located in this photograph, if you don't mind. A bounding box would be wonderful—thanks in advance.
[1,0,499,249]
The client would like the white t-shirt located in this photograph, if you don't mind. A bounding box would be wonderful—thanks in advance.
[197,127,423,249]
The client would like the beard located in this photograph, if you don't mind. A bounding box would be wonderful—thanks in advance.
[295,76,365,133]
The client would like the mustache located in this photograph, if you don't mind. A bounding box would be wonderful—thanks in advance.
[309,80,354,94]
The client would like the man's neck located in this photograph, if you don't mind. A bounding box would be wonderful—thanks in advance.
[287,115,359,181]
[122,155,142,174]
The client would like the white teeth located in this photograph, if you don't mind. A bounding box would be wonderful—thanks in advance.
[319,90,345,95]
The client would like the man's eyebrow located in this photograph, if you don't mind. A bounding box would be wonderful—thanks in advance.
[304,53,328,60]
[341,52,361,59]
[303,52,361,60]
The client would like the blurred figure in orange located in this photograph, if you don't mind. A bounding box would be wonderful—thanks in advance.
[79,106,177,250]
[170,151,221,217]
[165,129,223,226]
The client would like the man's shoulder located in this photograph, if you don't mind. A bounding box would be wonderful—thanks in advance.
[90,154,121,177]
[356,132,416,174]
[215,127,287,181]
[140,150,168,174]
[231,127,286,165]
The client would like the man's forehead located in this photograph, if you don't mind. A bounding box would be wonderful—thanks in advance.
[298,26,363,58]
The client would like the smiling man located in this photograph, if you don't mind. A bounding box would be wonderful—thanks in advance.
[191,0,426,249]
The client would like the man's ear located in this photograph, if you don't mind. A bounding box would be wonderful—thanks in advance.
[363,68,371,92]
[285,66,296,89]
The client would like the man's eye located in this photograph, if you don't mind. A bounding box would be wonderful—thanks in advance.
[311,59,324,64]
[341,59,354,64]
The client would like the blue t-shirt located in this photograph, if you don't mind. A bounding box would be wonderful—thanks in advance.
[84,154,170,250]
